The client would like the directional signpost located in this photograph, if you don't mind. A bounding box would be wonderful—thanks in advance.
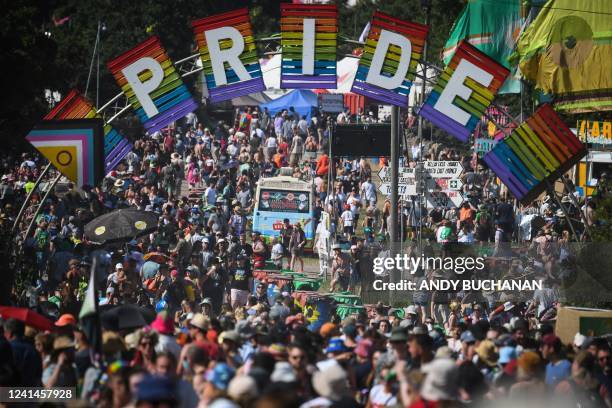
[377,161,465,208]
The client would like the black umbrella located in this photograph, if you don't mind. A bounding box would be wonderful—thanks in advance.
[84,208,158,244]
[101,304,155,331]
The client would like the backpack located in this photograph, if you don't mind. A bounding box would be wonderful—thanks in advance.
[477,211,489,226]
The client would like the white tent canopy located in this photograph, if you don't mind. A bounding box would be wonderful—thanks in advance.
[260,55,360,98]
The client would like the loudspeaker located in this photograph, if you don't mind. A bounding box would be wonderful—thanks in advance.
[332,124,394,157]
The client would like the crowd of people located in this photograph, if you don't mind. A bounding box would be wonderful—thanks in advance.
[0,102,609,407]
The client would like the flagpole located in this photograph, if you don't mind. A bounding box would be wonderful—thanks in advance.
[12,163,52,232]
[23,173,62,239]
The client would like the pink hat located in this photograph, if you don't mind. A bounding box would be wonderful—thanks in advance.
[170,270,179,278]
[354,339,373,358]
[151,313,175,335]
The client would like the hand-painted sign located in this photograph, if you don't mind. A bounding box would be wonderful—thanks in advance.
[351,11,428,107]
[483,104,587,203]
[419,41,509,142]
[107,37,197,134]
[280,4,338,89]
[192,8,266,103]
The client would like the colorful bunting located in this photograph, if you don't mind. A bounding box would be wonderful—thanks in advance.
[26,119,105,188]
[351,11,429,107]
[44,90,132,173]
[280,3,338,89]
[420,41,509,142]
[192,8,266,103]
[482,104,587,203]
[107,36,197,134]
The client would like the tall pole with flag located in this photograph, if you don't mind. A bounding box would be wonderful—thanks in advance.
[79,257,102,362]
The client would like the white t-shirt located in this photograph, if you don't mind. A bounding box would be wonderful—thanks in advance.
[266,137,277,148]
[362,181,376,201]
[205,187,217,205]
[271,243,284,261]
[347,195,361,215]
[368,384,397,408]
[341,210,353,226]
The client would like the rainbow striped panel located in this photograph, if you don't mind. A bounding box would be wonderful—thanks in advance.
[351,11,428,107]
[420,41,509,143]
[107,36,197,134]
[192,8,265,103]
[280,4,337,89]
[44,90,132,173]
[26,119,105,188]
[483,104,587,204]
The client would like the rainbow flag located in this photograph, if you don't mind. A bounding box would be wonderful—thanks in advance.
[420,41,509,142]
[351,11,428,107]
[45,90,132,173]
[483,104,587,203]
[107,36,197,134]
[26,119,105,188]
[280,3,337,89]
[192,8,265,103]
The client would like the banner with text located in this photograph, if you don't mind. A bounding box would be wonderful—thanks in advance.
[280,4,338,89]
[193,8,266,103]
[107,36,197,134]
[420,41,509,142]
[351,11,428,107]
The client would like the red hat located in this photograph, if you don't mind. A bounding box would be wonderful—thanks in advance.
[55,314,76,327]
[170,270,179,278]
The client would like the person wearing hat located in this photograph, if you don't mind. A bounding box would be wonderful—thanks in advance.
[55,313,76,329]
[42,336,78,388]
[134,374,178,407]
[309,360,356,406]
[188,312,218,358]
[386,327,410,363]
[150,313,181,360]
[408,327,434,368]
[475,340,499,376]
[201,363,236,407]
[229,255,253,309]
[199,297,214,318]
[330,244,352,293]
[419,358,460,403]
[541,334,571,387]
[509,351,546,399]
[289,221,306,272]
[269,294,291,323]
[367,365,398,408]
[229,204,247,236]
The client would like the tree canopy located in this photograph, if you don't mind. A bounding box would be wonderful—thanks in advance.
[2,0,466,146]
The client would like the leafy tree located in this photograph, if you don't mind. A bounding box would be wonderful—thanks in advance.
[0,0,59,149]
